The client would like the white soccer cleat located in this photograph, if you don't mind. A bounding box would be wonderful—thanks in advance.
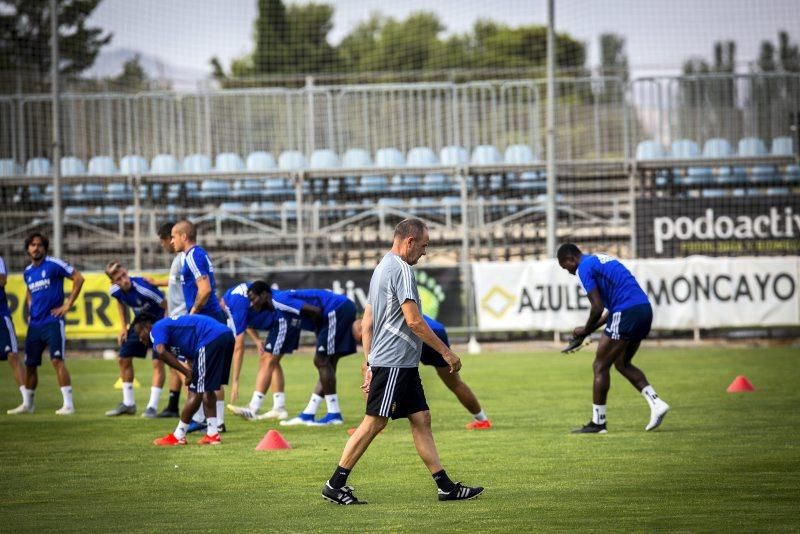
[227,404,256,421]
[257,408,289,421]
[280,413,317,426]
[645,401,670,431]
[7,403,34,415]
[55,405,75,416]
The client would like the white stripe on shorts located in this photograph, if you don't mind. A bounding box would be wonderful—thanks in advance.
[197,346,206,393]
[379,367,399,417]
[4,316,17,353]
[327,310,336,355]
[60,319,66,359]
[273,317,287,355]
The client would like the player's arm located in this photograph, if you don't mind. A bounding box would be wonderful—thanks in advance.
[25,288,31,311]
[245,327,265,354]
[575,288,606,338]
[0,272,6,288]
[153,343,192,380]
[400,300,461,373]
[300,303,323,329]
[159,298,168,318]
[360,304,374,395]
[115,300,128,346]
[190,275,211,314]
[53,268,84,318]
[144,276,168,288]
[231,332,245,402]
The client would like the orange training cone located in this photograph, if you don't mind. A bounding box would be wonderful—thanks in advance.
[255,429,292,450]
[727,375,755,393]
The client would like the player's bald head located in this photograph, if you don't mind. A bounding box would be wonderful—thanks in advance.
[394,218,427,241]
[172,220,196,242]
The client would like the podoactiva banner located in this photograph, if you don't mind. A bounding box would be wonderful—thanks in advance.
[473,257,800,331]
[635,196,800,257]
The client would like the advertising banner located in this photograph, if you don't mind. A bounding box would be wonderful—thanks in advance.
[473,257,800,331]
[635,196,800,257]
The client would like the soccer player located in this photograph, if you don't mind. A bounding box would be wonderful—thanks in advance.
[280,288,357,426]
[1,255,27,413]
[352,314,492,430]
[171,220,231,430]
[321,218,483,505]
[14,232,84,415]
[133,314,234,446]
[226,280,320,421]
[104,260,168,417]
[557,243,670,433]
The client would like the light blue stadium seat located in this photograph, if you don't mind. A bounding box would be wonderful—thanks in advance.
[310,149,340,169]
[377,197,404,209]
[182,154,212,173]
[216,152,245,172]
[470,145,502,165]
[439,146,468,165]
[737,137,774,183]
[265,177,293,197]
[771,136,799,183]
[636,140,666,160]
[106,182,131,201]
[88,156,117,175]
[342,148,372,168]
[60,156,85,176]
[505,144,540,187]
[278,150,308,170]
[249,201,279,221]
[121,155,149,174]
[26,158,51,176]
[150,154,179,174]
[247,151,277,170]
[375,147,405,168]
[219,201,245,213]
[0,159,21,176]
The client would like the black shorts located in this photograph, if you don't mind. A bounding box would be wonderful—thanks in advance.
[119,323,153,359]
[189,331,234,394]
[366,366,429,420]
[605,303,653,341]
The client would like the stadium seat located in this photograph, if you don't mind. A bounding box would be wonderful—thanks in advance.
[120,155,149,174]
[737,137,774,184]
[771,136,799,183]
[375,147,405,168]
[219,201,245,213]
[25,157,51,176]
[278,150,308,170]
[470,145,503,165]
[342,148,372,168]
[215,152,245,172]
[504,144,540,188]
[669,139,709,193]
[310,149,340,169]
[265,177,294,198]
[182,154,212,173]
[0,159,20,176]
[439,146,469,165]
[636,140,666,160]
[150,154,179,174]
[60,157,86,176]
[87,156,117,175]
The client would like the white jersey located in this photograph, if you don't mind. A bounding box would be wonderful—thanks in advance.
[168,252,186,317]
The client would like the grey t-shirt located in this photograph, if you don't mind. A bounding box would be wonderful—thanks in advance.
[367,252,422,368]
[168,252,187,317]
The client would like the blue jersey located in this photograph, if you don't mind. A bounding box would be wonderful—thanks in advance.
[25,256,74,326]
[285,289,349,331]
[270,289,306,317]
[110,277,164,319]
[223,282,277,335]
[181,245,223,316]
[0,256,9,316]
[149,314,231,360]
[577,254,650,313]
[424,315,447,341]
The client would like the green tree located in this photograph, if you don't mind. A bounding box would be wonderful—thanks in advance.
[598,33,628,101]
[254,0,288,74]
[0,0,111,90]
[106,54,151,91]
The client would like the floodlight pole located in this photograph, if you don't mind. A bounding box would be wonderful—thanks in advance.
[50,0,63,257]
[545,0,557,258]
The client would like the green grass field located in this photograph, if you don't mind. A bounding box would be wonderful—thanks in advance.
[1,346,799,532]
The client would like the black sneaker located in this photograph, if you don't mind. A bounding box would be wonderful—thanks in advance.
[322,482,367,505]
[571,421,608,434]
[218,423,227,433]
[438,482,484,501]
[157,408,180,418]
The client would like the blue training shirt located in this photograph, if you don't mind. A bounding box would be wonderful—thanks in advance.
[181,245,223,316]
[223,282,277,335]
[149,314,231,360]
[285,288,349,331]
[25,256,74,326]
[110,277,164,319]
[0,256,9,316]
[577,254,650,313]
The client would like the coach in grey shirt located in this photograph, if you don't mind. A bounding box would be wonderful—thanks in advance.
[321,218,484,505]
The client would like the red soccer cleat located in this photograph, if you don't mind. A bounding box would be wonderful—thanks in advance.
[197,433,222,445]
[153,433,187,446]
[465,419,492,430]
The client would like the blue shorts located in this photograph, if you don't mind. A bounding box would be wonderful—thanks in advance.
[420,329,450,368]
[316,300,357,358]
[25,320,66,366]
[605,304,653,341]
[0,315,19,360]
[189,331,234,394]
[265,315,301,356]
[119,323,153,359]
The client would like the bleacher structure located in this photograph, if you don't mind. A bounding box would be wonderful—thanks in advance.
[0,74,797,271]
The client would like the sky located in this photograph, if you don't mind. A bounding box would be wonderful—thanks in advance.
[87,0,800,83]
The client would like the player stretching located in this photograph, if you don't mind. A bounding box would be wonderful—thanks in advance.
[557,243,670,433]
[322,218,483,505]
[14,232,84,415]
[352,315,491,430]
[104,260,168,417]
[134,314,234,446]
[171,220,232,431]
[1,255,27,413]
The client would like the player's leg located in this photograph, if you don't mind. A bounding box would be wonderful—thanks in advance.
[2,316,28,411]
[10,327,44,414]
[154,388,201,446]
[435,367,491,429]
[317,355,345,425]
[573,333,627,433]
[158,367,182,417]
[616,339,670,430]
[49,322,74,415]
[106,356,137,416]
[142,357,166,418]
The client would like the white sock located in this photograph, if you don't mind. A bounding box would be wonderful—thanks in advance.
[192,404,205,423]
[324,394,340,414]
[249,391,265,413]
[60,386,74,409]
[18,385,25,403]
[174,421,189,440]
[22,387,34,407]
[122,381,135,406]
[273,392,286,410]
[302,393,323,415]
[472,409,487,421]
[641,385,662,409]
[592,404,606,425]
[206,416,219,436]
[147,387,162,410]
[216,400,225,425]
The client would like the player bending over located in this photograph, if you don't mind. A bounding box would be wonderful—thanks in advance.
[1,255,26,413]
[352,315,491,430]
[557,243,669,433]
[134,314,234,446]
[104,260,168,417]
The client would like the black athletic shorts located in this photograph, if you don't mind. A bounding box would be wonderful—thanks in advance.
[366,366,429,420]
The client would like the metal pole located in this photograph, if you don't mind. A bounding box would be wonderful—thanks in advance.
[133,175,142,271]
[459,170,480,354]
[545,0,557,258]
[50,0,62,258]
[295,171,305,266]
[305,76,315,155]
